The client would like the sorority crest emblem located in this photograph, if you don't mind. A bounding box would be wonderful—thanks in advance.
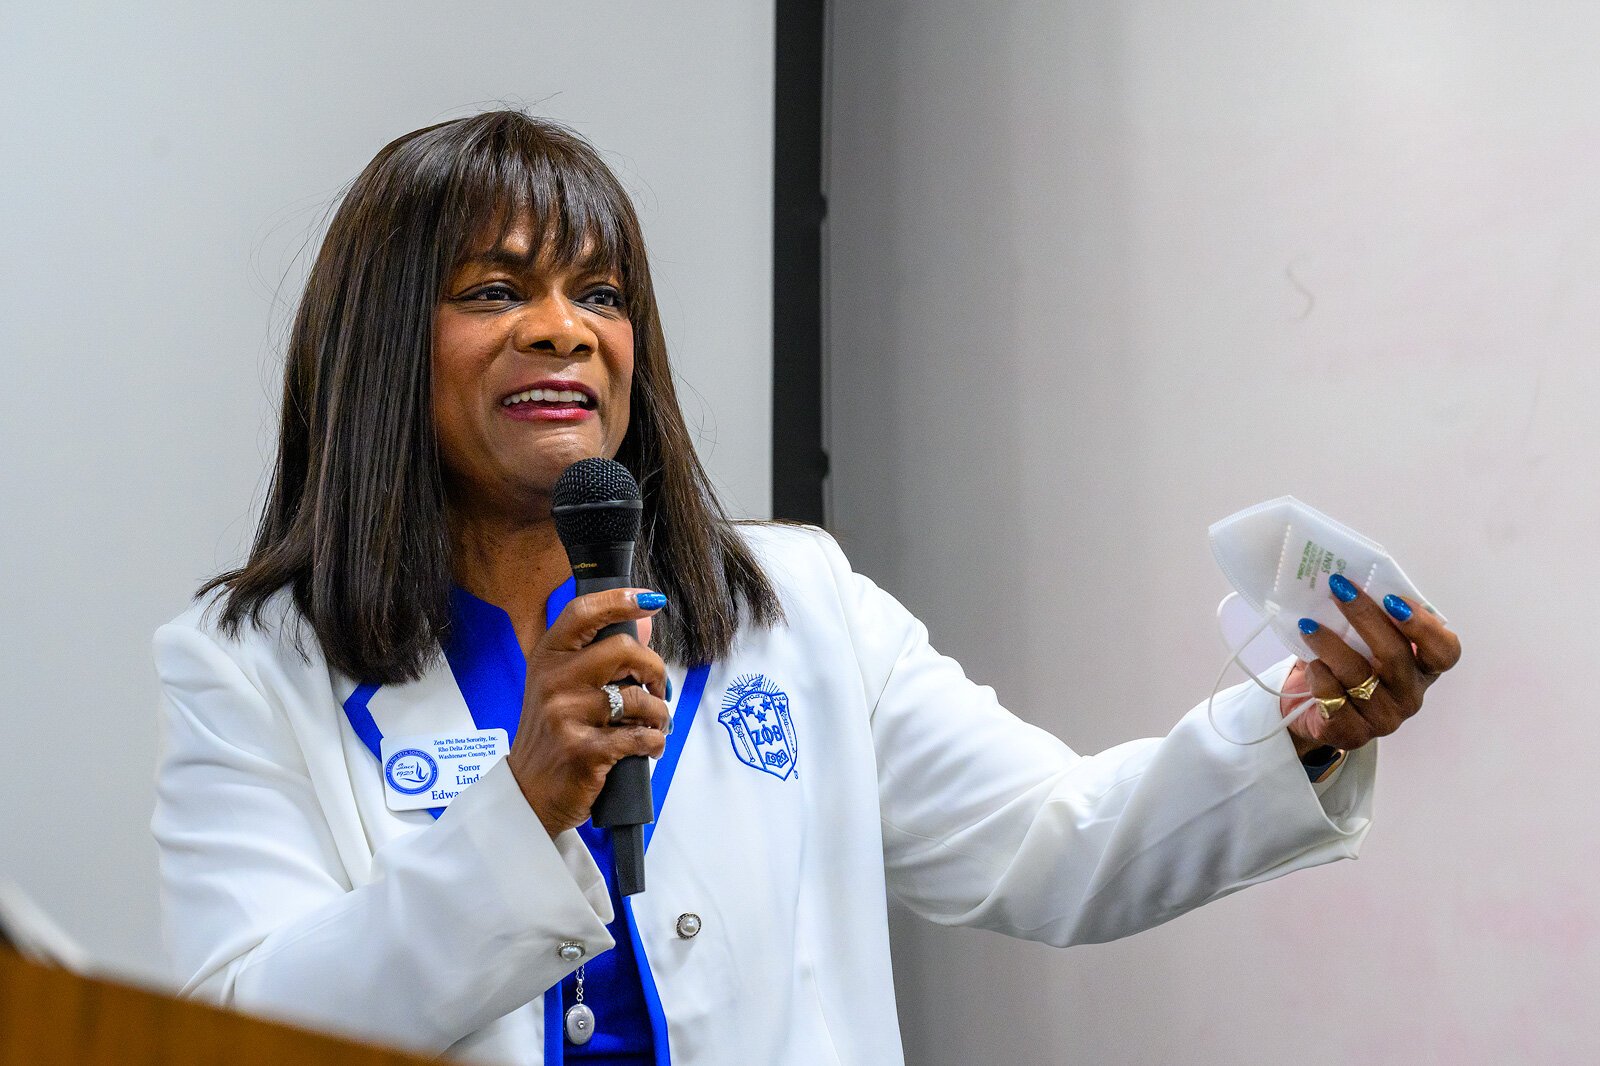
[718,674,798,781]
[384,748,438,795]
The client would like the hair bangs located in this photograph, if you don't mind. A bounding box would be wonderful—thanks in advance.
[437,117,633,290]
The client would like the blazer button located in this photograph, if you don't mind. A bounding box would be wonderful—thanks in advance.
[558,941,586,963]
[675,913,702,939]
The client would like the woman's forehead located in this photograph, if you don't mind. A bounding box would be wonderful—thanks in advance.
[457,210,617,273]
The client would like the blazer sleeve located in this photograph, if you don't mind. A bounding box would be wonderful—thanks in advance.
[150,619,614,1053]
[815,533,1377,946]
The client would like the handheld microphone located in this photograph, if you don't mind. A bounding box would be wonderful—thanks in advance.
[551,457,652,896]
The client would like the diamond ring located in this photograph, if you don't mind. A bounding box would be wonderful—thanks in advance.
[602,683,625,723]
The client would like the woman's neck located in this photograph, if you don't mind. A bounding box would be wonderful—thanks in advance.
[450,505,571,653]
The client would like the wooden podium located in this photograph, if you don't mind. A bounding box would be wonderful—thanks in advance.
[0,948,438,1065]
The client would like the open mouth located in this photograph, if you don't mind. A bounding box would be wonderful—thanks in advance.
[501,385,598,411]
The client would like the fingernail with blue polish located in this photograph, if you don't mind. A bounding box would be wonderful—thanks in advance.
[1298,618,1320,635]
[1329,573,1358,603]
[665,675,674,701]
[636,591,668,611]
[1383,594,1413,622]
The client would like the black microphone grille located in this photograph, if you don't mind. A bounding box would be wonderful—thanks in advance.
[552,458,643,546]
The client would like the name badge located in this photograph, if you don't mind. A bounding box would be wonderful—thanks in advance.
[380,729,510,812]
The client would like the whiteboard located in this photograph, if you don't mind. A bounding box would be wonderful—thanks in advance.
[0,1,773,982]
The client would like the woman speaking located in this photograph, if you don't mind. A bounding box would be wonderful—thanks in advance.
[151,111,1460,1065]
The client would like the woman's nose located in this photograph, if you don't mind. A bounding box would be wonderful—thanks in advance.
[513,294,597,359]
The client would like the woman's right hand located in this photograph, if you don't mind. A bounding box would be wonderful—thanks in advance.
[508,588,671,838]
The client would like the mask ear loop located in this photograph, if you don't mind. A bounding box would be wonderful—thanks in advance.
[1206,593,1319,746]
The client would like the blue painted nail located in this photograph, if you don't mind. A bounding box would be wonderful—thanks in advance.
[665,675,674,701]
[1329,573,1358,603]
[636,591,668,611]
[1298,617,1320,635]
[1383,594,1413,622]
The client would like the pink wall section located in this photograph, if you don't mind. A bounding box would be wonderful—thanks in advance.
[827,2,1600,1061]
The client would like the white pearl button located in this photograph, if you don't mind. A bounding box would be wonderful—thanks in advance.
[675,913,702,939]
[557,941,586,963]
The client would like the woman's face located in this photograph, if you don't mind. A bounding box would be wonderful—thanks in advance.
[432,214,635,517]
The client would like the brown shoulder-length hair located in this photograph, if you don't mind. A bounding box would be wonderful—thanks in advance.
[203,110,781,683]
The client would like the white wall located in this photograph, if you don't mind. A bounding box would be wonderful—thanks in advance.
[829,2,1598,1062]
[1,1,772,983]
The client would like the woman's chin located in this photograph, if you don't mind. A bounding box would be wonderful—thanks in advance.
[508,443,610,498]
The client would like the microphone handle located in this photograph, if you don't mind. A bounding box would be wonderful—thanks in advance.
[574,570,653,896]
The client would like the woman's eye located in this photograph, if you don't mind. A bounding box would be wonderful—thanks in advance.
[584,286,625,309]
[466,284,517,301]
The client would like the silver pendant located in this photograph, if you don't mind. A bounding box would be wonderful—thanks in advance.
[564,1002,596,1045]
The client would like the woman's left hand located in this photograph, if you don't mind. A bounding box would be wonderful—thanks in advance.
[1280,574,1462,756]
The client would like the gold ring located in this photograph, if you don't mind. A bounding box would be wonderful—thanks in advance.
[1313,695,1347,720]
[1346,674,1380,701]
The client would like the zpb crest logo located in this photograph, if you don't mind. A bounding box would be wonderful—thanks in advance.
[384,748,438,795]
[718,674,798,781]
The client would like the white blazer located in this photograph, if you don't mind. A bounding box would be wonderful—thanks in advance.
[151,524,1375,1065]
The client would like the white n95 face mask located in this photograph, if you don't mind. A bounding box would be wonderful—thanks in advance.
[1203,495,1445,745]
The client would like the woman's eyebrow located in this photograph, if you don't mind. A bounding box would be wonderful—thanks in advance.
[461,247,615,273]
[454,237,621,284]
[461,247,537,271]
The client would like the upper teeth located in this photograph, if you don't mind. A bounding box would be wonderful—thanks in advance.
[503,388,589,406]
